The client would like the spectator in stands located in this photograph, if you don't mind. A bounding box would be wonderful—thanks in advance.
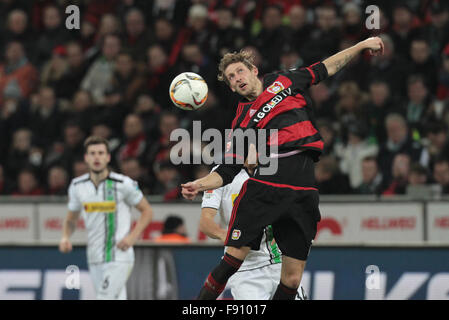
[335,81,369,134]
[79,13,99,56]
[341,3,367,42]
[417,1,449,58]
[5,128,43,182]
[154,215,191,243]
[355,156,383,195]
[81,33,122,105]
[315,155,352,194]
[133,94,161,140]
[301,4,341,64]
[147,111,180,166]
[408,38,438,94]
[29,86,64,148]
[310,81,335,120]
[46,121,85,173]
[382,153,411,195]
[123,8,153,61]
[421,121,449,171]
[110,50,145,107]
[0,164,13,195]
[317,119,339,158]
[55,41,89,100]
[208,5,246,63]
[0,41,38,107]
[145,44,175,106]
[185,4,213,54]
[378,113,423,187]
[35,5,72,66]
[117,113,148,163]
[437,43,449,100]
[433,159,449,194]
[46,165,68,195]
[285,5,311,56]
[403,75,436,137]
[388,3,418,59]
[251,4,289,72]
[179,42,216,85]
[368,34,409,96]
[363,79,399,144]
[96,14,122,46]
[152,161,182,201]
[12,168,44,196]
[407,163,428,187]
[67,90,95,133]
[337,122,379,189]
[120,157,152,195]
[2,9,35,58]
[72,158,88,179]
[40,45,69,90]
[153,17,176,57]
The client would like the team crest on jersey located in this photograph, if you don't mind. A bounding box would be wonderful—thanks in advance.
[231,229,241,240]
[267,81,285,94]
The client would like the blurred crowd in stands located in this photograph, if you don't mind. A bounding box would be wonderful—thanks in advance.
[1,0,449,199]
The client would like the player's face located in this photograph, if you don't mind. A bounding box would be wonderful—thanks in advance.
[84,144,111,174]
[225,62,260,99]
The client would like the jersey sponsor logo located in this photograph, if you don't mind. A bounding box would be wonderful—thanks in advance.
[231,229,241,240]
[231,194,239,205]
[266,81,285,94]
[253,87,292,123]
[83,201,116,213]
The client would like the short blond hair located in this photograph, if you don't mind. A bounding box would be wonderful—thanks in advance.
[218,50,256,85]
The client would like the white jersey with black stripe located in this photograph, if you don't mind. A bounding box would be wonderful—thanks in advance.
[201,169,282,271]
[68,172,143,264]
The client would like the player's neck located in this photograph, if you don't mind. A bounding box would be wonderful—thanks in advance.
[244,79,263,101]
[89,169,109,186]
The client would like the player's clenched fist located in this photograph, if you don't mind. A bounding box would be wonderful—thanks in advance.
[59,237,72,253]
[181,181,200,200]
[361,36,384,56]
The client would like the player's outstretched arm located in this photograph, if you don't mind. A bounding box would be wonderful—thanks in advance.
[200,208,227,243]
[59,211,80,253]
[323,36,384,77]
[181,172,224,200]
[117,197,153,251]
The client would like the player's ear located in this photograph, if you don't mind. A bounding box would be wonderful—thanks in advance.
[252,66,259,77]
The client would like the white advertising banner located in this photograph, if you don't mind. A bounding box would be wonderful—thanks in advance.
[0,205,35,243]
[0,201,430,244]
[426,202,449,243]
[316,203,424,243]
[38,204,87,243]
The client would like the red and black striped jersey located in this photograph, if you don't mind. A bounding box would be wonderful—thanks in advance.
[216,62,328,185]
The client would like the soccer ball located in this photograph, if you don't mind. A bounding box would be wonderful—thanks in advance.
[169,72,208,110]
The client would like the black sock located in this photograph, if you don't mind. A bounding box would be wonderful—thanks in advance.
[197,253,243,300]
[272,281,298,300]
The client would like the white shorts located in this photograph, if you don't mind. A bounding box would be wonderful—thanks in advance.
[227,263,307,300]
[89,261,134,300]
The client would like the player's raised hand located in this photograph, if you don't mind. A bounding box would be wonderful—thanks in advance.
[59,237,72,253]
[361,36,384,56]
[181,181,200,200]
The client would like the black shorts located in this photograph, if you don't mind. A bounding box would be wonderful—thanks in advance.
[224,152,321,261]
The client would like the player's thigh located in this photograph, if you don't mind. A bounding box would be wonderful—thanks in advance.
[96,261,134,300]
[273,191,320,261]
[228,268,274,300]
[88,264,103,293]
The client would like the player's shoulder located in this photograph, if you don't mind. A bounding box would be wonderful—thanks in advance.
[71,173,90,186]
[108,171,128,184]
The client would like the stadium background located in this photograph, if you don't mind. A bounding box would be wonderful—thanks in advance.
[0,0,449,300]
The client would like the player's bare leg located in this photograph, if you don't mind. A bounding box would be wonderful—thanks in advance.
[273,255,306,299]
[197,246,250,299]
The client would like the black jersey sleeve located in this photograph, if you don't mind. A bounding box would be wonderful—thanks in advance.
[284,62,328,89]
